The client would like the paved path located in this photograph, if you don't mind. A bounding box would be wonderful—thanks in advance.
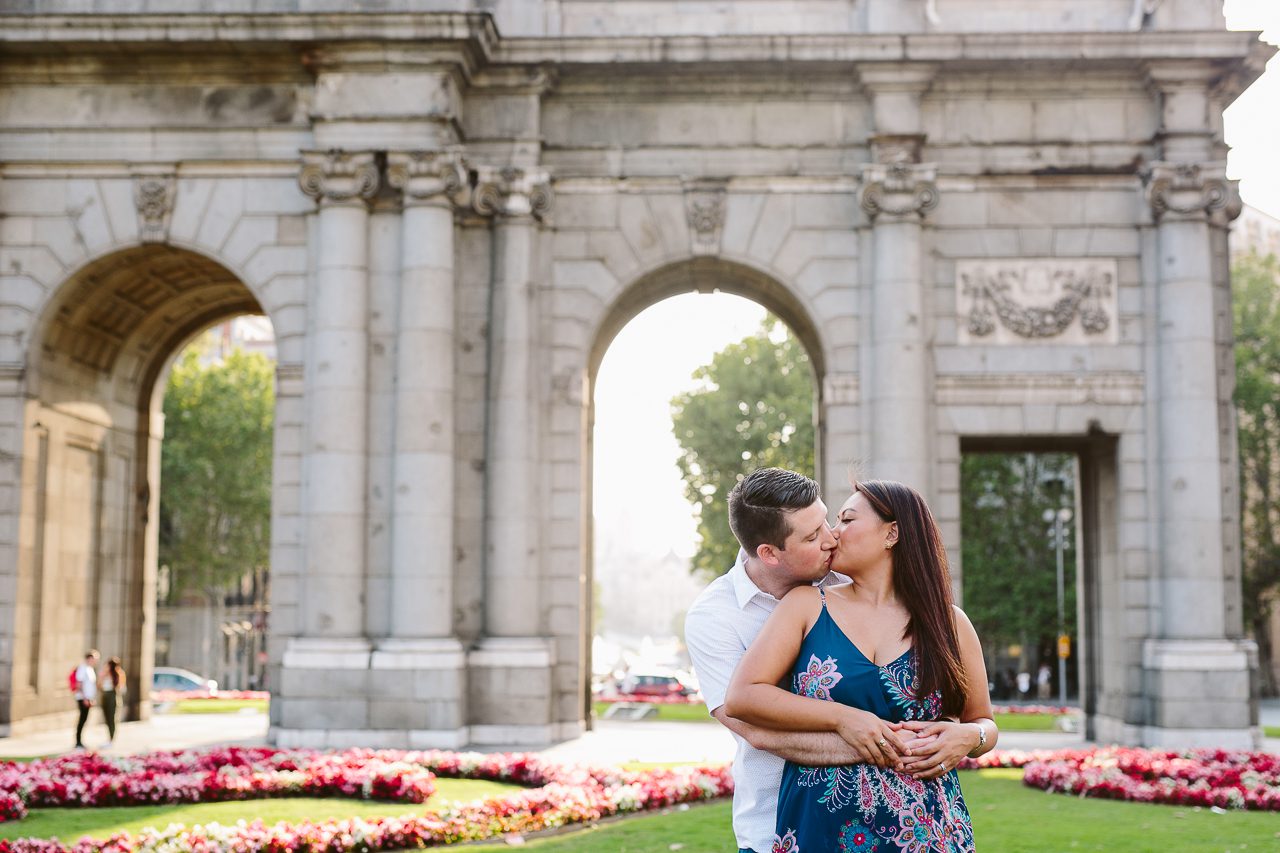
[0,711,1273,762]
[0,711,268,759]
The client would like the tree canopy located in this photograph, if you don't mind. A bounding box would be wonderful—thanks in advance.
[670,317,816,581]
[960,452,1078,675]
[1233,250,1280,695]
[159,341,275,602]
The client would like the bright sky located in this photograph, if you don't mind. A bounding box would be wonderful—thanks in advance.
[593,1,1280,565]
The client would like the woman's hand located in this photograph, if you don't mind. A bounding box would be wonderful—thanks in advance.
[836,708,911,769]
[895,720,981,780]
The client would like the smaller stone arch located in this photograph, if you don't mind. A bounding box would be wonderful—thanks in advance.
[2,244,280,734]
[587,256,829,383]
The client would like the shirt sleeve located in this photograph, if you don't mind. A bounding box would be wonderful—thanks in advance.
[684,603,745,715]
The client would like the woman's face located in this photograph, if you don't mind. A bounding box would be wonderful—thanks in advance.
[831,490,895,574]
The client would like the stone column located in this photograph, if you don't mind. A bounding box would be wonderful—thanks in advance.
[467,166,559,745]
[366,151,469,745]
[279,151,378,736]
[858,66,937,494]
[859,160,938,491]
[1139,160,1255,747]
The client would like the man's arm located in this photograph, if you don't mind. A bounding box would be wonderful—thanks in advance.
[711,707,860,767]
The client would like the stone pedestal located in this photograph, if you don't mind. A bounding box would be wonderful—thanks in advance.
[369,637,469,747]
[466,637,561,745]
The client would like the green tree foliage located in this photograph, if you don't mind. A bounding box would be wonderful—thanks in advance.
[960,453,1078,677]
[1233,251,1280,696]
[159,342,274,602]
[671,317,816,581]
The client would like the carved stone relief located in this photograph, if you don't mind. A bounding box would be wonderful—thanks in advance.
[132,173,176,243]
[956,258,1119,345]
[683,179,726,256]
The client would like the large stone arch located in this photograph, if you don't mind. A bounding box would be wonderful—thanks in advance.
[539,254,852,725]
[1,243,283,734]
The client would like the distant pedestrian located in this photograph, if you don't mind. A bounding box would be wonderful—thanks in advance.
[99,657,126,746]
[1015,670,1031,700]
[1036,663,1052,700]
[71,650,100,749]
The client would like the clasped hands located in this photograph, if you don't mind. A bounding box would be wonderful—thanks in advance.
[834,709,979,779]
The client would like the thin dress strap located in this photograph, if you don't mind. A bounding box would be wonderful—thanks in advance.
[817,585,827,608]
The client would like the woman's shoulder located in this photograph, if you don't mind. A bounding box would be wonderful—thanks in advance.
[779,584,828,615]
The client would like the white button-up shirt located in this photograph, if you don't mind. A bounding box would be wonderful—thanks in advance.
[684,553,847,853]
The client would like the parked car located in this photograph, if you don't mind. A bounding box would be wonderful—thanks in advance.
[152,666,217,694]
[620,672,692,698]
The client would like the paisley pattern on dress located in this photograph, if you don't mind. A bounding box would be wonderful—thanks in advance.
[794,654,843,701]
[771,828,800,853]
[775,602,974,852]
[879,652,943,722]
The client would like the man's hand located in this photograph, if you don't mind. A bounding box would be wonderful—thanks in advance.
[895,720,981,779]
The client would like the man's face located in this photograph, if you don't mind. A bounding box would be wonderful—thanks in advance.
[768,499,838,585]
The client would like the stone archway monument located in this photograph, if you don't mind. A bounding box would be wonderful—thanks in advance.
[0,0,1269,748]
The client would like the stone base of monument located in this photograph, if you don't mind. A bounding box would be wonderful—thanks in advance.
[1090,638,1260,750]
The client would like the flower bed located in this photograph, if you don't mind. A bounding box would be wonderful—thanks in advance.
[1018,747,1280,811]
[150,690,270,703]
[0,748,732,853]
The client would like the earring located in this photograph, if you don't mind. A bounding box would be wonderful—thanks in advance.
[884,543,891,550]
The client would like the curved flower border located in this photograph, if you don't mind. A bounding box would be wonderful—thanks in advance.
[0,748,732,853]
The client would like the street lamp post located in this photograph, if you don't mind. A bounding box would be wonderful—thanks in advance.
[1043,506,1073,706]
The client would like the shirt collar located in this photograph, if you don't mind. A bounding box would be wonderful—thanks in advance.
[729,548,849,609]
[730,550,776,609]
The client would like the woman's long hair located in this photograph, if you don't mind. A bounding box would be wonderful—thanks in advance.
[855,480,967,716]
[107,657,126,690]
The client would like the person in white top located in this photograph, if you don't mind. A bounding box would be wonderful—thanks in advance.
[71,649,99,750]
[685,468,931,853]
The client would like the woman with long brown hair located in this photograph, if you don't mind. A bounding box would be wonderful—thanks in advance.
[724,480,996,851]
[99,657,126,746]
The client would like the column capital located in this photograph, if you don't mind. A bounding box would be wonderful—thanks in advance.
[859,162,938,221]
[299,149,380,208]
[1144,161,1240,225]
[386,150,467,209]
[472,166,552,221]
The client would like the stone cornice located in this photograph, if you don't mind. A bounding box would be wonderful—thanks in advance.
[0,19,1263,70]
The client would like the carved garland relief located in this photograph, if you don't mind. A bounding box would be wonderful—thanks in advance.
[956,259,1119,346]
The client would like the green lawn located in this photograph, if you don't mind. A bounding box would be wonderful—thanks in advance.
[1265,725,1280,739]
[0,779,519,842]
[475,770,1280,852]
[992,711,1068,732]
[593,701,714,722]
[166,698,269,715]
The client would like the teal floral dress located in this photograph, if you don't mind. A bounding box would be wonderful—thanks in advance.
[772,588,974,852]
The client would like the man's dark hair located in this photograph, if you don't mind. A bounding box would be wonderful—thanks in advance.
[727,467,821,557]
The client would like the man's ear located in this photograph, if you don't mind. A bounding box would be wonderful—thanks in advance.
[756,542,783,567]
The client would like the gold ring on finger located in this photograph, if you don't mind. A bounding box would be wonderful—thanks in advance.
[877,738,887,747]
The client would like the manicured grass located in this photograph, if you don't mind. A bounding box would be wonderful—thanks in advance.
[0,779,519,842]
[477,770,1280,852]
[593,701,713,722]
[593,703,1070,731]
[1264,725,1280,739]
[167,698,269,715]
[992,711,1067,732]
